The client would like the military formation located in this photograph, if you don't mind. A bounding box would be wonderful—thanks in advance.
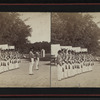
[0,46,44,75]
[57,48,94,81]
[0,49,21,73]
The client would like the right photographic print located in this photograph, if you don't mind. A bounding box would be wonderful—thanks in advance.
[51,12,100,87]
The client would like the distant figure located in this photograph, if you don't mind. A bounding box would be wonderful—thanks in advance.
[29,49,34,75]
[35,51,40,70]
[41,49,45,57]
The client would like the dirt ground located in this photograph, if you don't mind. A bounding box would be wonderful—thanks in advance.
[1,59,100,88]
[51,61,100,87]
[0,59,50,87]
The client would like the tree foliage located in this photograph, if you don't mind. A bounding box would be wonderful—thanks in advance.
[51,13,100,53]
[21,41,50,54]
[0,12,32,51]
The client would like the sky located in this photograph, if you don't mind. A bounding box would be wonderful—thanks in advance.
[19,12,50,43]
[19,12,100,43]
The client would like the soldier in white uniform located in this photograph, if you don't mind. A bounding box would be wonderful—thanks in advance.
[71,50,75,76]
[57,50,63,81]
[35,50,40,70]
[0,50,4,73]
[67,50,72,77]
[9,50,13,70]
[29,49,34,75]
[64,49,68,78]
[61,49,66,79]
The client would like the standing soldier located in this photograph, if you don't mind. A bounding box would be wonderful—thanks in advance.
[82,52,86,73]
[89,54,93,71]
[35,50,40,70]
[74,52,78,75]
[64,49,68,78]
[16,51,20,68]
[14,51,18,69]
[71,50,75,76]
[0,50,4,73]
[5,50,9,71]
[9,50,13,70]
[29,48,34,75]
[61,49,66,79]
[3,50,8,71]
[80,51,84,73]
[12,50,15,69]
[57,50,63,81]
[67,50,71,77]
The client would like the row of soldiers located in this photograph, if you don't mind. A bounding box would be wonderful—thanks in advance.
[0,50,21,73]
[57,49,94,81]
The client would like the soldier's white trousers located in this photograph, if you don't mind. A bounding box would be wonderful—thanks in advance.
[72,64,75,76]
[15,59,19,68]
[67,64,72,77]
[35,58,39,70]
[29,58,34,75]
[86,62,89,72]
[57,64,62,81]
[0,61,4,73]
[77,64,81,74]
[3,61,9,71]
[9,60,13,70]
[83,62,86,72]
[74,63,78,75]
[64,64,68,78]
[90,62,93,71]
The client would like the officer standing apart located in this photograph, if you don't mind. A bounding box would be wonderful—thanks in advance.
[29,48,34,75]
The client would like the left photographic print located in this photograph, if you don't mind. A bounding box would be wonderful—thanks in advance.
[0,12,51,87]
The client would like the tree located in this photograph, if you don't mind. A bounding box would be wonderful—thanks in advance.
[21,41,50,54]
[0,12,32,52]
[30,41,50,53]
[51,13,100,53]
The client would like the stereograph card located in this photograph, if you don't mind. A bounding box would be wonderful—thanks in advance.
[0,0,99,97]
